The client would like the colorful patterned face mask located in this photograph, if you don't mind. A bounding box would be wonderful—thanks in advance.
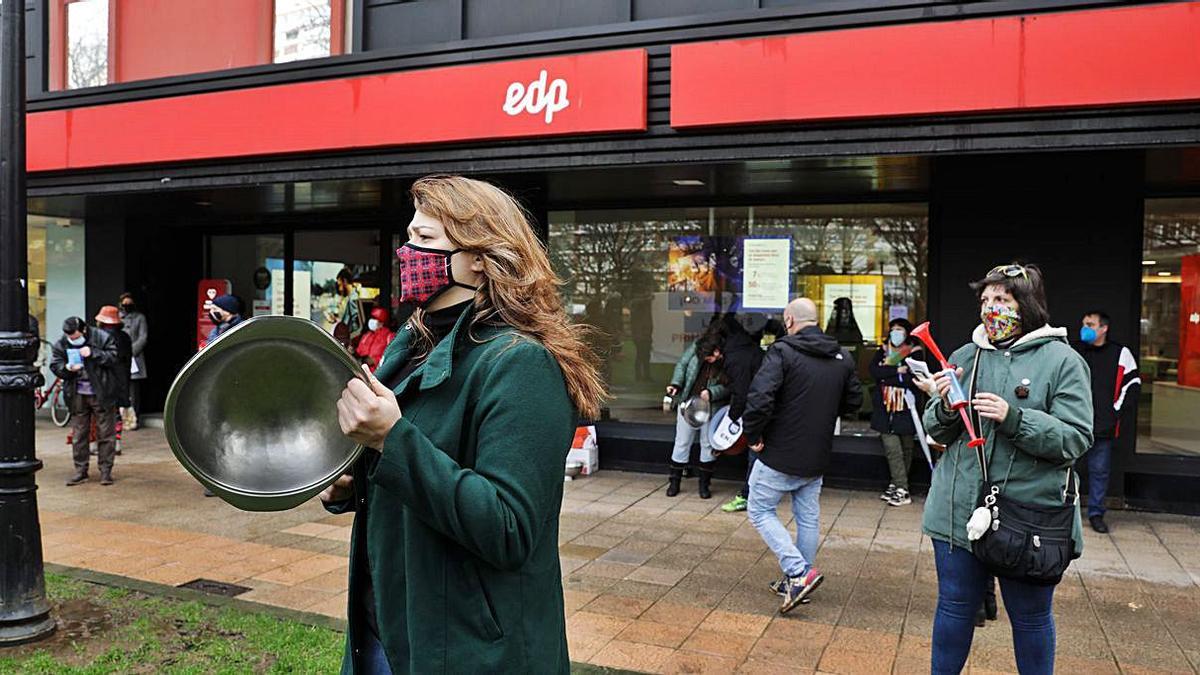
[396,243,478,307]
[981,304,1022,342]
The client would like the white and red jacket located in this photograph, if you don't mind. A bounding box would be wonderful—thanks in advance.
[1075,340,1141,439]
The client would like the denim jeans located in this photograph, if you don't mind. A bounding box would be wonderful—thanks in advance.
[359,629,393,675]
[747,461,821,578]
[1085,438,1113,518]
[672,406,715,464]
[932,539,1056,675]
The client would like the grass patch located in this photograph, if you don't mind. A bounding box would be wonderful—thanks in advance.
[0,573,343,674]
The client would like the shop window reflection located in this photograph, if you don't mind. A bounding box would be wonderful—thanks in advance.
[1139,199,1200,456]
[549,204,928,431]
[295,230,381,348]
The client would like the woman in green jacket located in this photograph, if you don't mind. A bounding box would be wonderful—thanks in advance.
[923,263,1093,675]
[324,175,605,674]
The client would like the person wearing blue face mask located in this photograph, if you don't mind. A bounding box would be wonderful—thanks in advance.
[1073,311,1140,534]
[869,318,928,506]
[50,316,121,486]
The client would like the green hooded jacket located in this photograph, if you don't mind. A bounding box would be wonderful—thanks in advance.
[921,324,1094,556]
[669,340,729,410]
[335,305,576,673]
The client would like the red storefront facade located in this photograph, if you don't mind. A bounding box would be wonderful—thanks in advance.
[23,0,1200,513]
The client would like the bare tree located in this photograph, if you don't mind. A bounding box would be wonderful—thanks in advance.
[873,217,929,320]
[68,36,107,89]
[276,0,333,62]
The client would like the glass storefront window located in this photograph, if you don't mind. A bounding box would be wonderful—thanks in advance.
[548,203,929,428]
[295,230,381,345]
[1139,199,1200,456]
[66,0,109,89]
[29,215,86,382]
[208,234,287,319]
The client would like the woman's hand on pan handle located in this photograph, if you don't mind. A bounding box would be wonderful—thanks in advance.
[319,474,353,504]
[338,364,403,450]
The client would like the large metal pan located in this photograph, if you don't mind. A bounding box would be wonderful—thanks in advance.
[163,315,364,511]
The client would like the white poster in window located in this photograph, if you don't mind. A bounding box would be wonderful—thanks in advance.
[742,238,791,310]
[269,268,311,317]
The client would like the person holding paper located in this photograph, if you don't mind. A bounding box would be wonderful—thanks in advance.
[922,263,1092,675]
[50,316,121,486]
[868,318,929,507]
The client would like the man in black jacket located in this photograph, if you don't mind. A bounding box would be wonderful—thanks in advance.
[742,298,863,614]
[50,316,122,486]
[1075,310,1140,533]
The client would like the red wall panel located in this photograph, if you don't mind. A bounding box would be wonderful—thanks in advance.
[27,49,648,171]
[114,0,273,83]
[671,2,1200,128]
[1182,255,1200,389]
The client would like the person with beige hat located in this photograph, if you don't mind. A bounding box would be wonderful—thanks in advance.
[95,305,134,437]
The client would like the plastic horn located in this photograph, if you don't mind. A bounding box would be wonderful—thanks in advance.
[910,322,985,449]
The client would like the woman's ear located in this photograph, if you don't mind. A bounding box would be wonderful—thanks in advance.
[470,255,485,274]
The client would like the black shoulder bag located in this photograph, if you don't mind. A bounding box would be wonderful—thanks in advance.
[966,348,1080,587]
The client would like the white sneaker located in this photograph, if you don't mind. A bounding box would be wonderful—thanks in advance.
[887,488,912,506]
[880,483,897,501]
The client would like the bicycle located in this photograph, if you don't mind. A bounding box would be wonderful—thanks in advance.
[33,339,70,427]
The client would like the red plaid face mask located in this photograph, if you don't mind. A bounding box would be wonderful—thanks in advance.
[396,243,478,307]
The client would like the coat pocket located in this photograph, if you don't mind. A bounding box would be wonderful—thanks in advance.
[461,560,503,642]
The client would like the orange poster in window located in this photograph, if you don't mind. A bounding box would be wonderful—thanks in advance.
[1181,255,1200,388]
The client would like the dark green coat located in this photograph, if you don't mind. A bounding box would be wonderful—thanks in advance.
[333,306,575,673]
[921,325,1094,556]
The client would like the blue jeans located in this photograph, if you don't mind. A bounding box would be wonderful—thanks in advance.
[747,461,821,578]
[1085,438,1113,518]
[672,406,715,464]
[932,539,1056,675]
[359,629,393,675]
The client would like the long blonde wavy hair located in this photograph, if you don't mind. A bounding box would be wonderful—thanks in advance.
[408,175,607,419]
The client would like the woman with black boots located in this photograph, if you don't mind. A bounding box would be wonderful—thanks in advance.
[664,333,728,498]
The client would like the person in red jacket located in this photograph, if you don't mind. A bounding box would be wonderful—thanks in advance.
[356,307,396,372]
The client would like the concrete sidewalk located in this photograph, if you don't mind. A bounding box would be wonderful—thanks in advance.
[31,419,1200,674]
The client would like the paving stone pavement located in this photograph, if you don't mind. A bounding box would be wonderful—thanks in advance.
[31,419,1200,674]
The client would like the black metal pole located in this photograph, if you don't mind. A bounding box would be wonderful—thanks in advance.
[0,0,54,646]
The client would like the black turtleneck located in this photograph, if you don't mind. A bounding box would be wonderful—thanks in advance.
[383,300,472,390]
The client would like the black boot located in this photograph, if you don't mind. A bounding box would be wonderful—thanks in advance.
[984,578,998,621]
[666,464,684,497]
[975,576,998,626]
[65,469,88,486]
[698,462,715,500]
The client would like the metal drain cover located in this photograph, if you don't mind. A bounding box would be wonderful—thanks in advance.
[177,578,252,597]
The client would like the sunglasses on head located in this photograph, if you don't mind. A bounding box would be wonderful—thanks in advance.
[989,264,1029,281]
